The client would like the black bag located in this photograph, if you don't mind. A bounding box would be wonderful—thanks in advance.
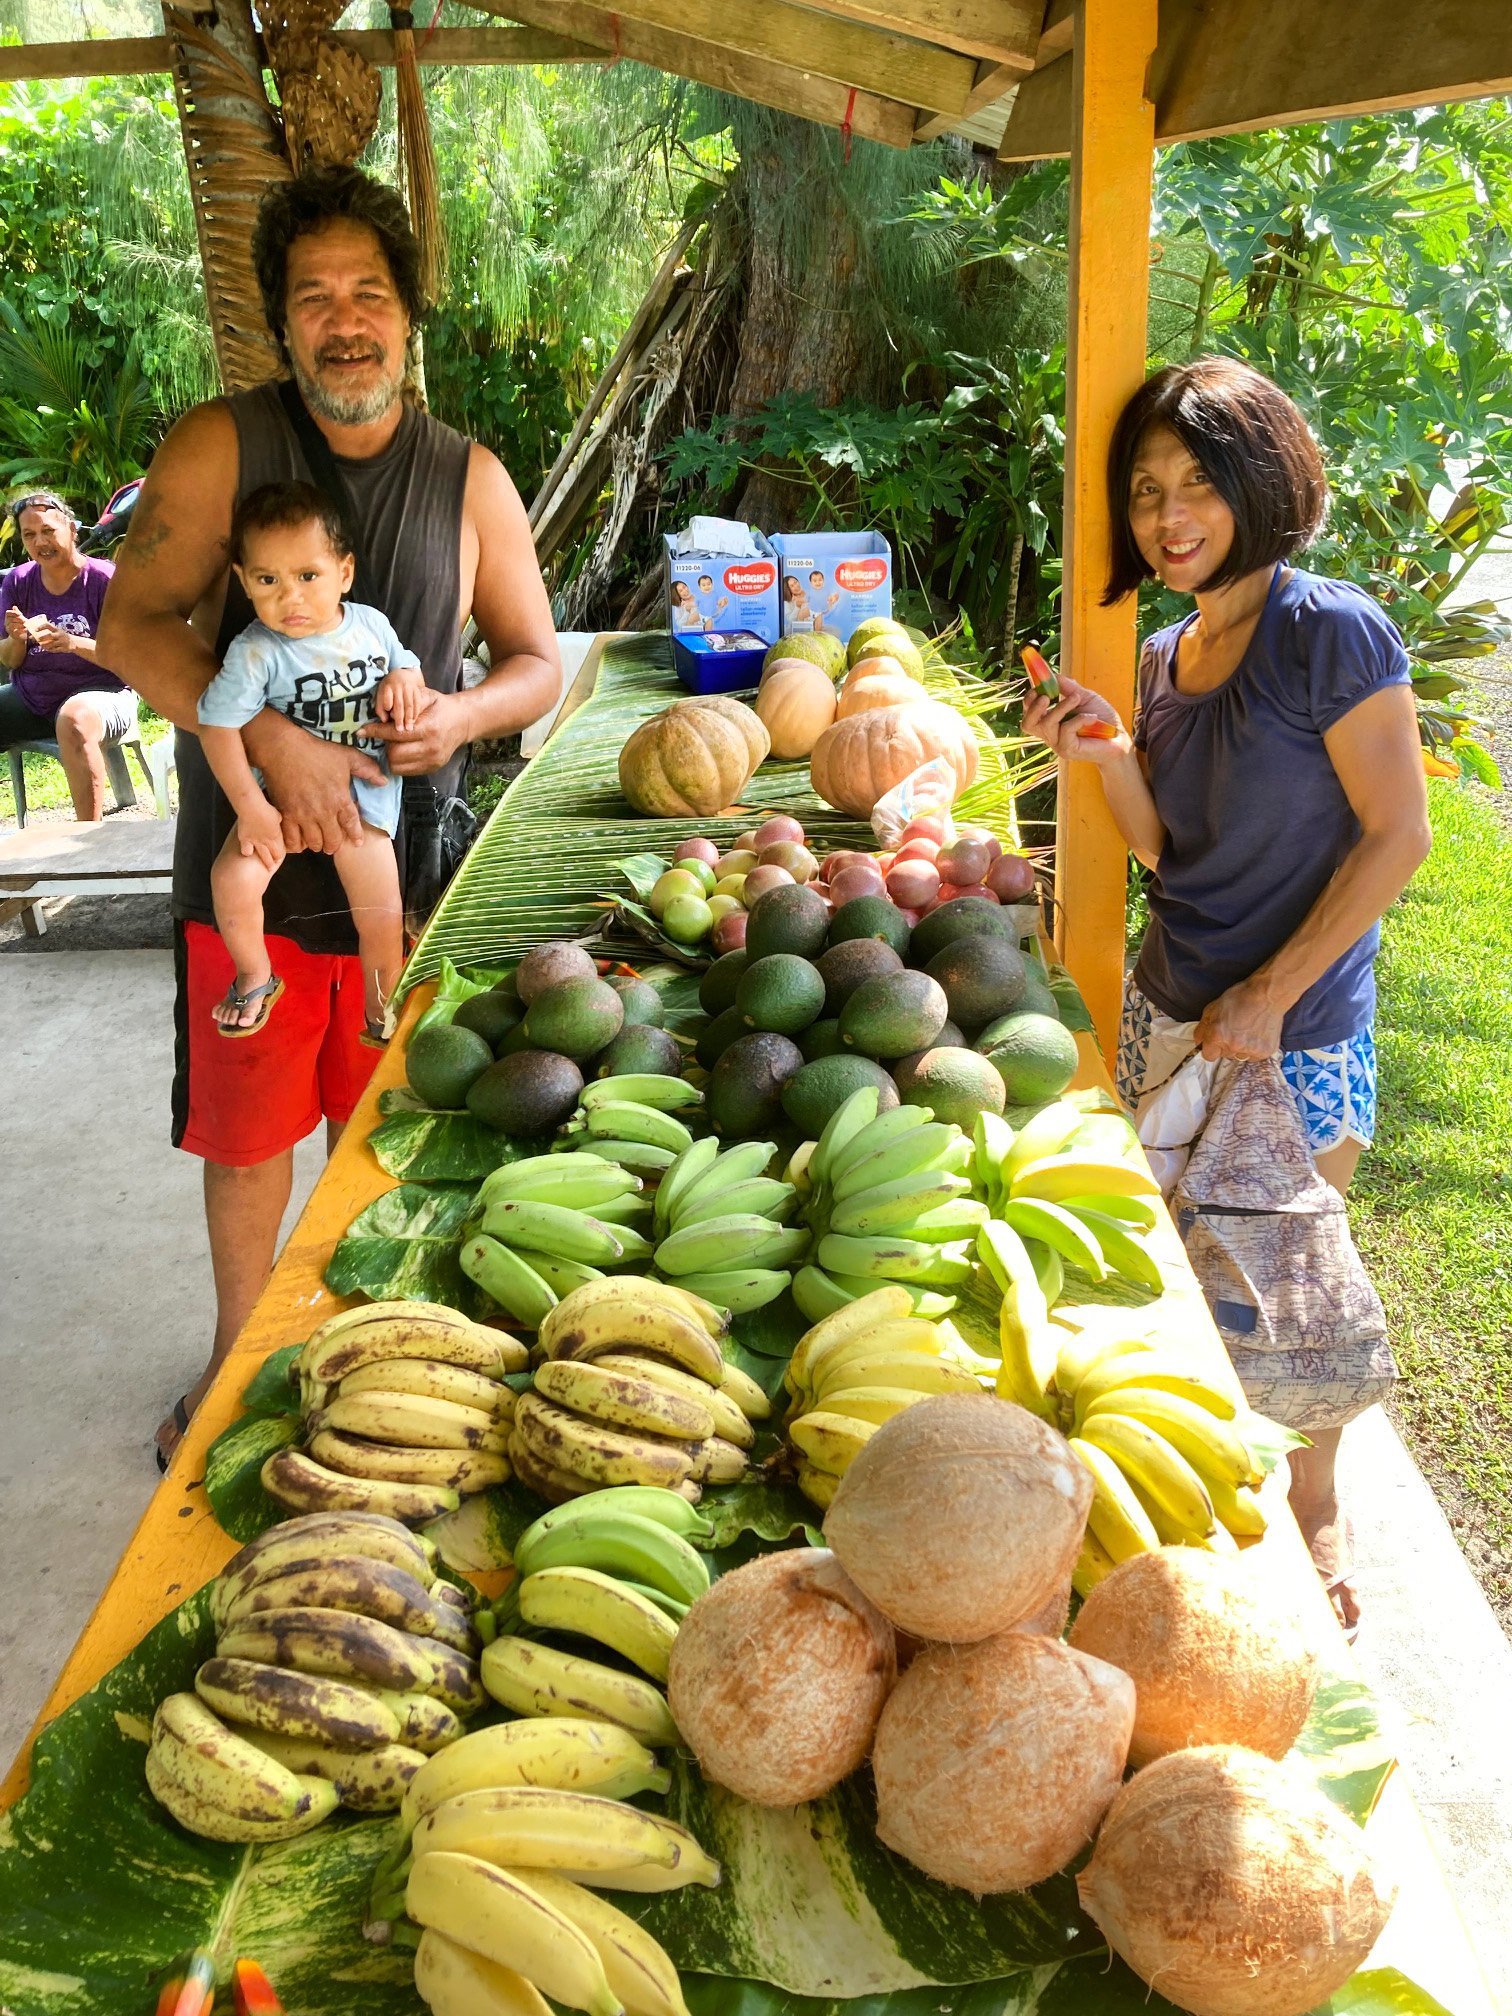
[1168,1057,1396,1431]
[276,382,476,933]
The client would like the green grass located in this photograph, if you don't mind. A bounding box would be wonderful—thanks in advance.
[1355,781,1512,1622]
[0,707,173,825]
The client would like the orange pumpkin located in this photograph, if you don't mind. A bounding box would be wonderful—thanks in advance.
[810,701,979,819]
[836,657,931,719]
[619,694,770,816]
[755,660,838,759]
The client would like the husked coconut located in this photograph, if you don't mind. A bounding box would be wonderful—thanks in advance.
[1079,1745,1396,2016]
[873,1631,1133,1892]
[666,1548,895,1806]
[1018,1572,1071,1638]
[825,1394,1092,1640]
[1068,1547,1319,1766]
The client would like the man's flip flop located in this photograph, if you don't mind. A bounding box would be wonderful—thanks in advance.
[155,1394,193,1475]
[215,974,284,1038]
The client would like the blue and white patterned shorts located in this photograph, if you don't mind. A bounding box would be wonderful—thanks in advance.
[1116,978,1376,1154]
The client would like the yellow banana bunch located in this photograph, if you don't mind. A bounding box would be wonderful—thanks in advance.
[781,1288,991,1509]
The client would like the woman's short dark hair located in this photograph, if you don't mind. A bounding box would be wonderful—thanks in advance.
[230,481,353,567]
[251,166,427,355]
[1103,358,1328,603]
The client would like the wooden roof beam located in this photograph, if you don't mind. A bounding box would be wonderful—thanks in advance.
[0,25,600,87]
[912,4,1073,149]
[1001,0,1512,159]
[465,0,920,146]
[471,0,981,117]
[799,0,1042,69]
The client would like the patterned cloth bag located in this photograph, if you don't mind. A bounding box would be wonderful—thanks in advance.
[1159,1057,1397,1430]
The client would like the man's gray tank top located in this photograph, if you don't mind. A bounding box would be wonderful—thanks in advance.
[172,380,472,955]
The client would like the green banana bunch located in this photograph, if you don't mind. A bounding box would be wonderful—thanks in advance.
[479,1151,644,1213]
[511,1488,712,1599]
[646,1138,803,1312]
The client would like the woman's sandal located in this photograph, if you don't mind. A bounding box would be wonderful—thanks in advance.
[155,1395,193,1475]
[215,973,285,1038]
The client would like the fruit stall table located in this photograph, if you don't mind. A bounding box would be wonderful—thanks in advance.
[0,632,1496,2014]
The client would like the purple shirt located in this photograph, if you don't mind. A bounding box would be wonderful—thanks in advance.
[1,556,124,716]
[1132,566,1411,1050]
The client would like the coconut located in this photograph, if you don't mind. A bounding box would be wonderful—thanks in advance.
[1068,1548,1320,1767]
[666,1548,895,1806]
[824,1394,1092,1641]
[1017,1572,1071,1639]
[873,1631,1134,1892]
[1079,1745,1396,2016]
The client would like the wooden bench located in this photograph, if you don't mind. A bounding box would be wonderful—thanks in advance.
[0,815,176,938]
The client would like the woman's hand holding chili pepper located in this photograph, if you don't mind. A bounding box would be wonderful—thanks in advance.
[1021,674,1132,767]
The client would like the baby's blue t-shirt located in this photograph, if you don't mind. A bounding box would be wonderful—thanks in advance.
[197,601,420,837]
[1132,566,1411,1049]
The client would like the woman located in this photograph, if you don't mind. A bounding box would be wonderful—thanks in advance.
[1024,358,1431,1632]
[0,491,133,821]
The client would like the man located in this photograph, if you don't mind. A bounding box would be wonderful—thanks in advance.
[98,167,560,1467]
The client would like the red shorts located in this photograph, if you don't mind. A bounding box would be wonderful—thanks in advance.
[172,920,380,1166]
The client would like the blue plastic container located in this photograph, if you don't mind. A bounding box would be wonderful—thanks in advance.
[671,628,769,696]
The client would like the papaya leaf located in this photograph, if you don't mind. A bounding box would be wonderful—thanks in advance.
[323,1184,482,1310]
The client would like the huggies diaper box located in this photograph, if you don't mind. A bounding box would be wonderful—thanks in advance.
[770,530,892,646]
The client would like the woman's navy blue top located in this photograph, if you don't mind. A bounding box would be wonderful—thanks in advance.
[1132,566,1411,1049]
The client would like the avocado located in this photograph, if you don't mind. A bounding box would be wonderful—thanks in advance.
[695,1006,747,1070]
[490,969,521,1001]
[745,882,831,962]
[452,989,524,1051]
[782,1055,900,1137]
[816,937,904,1016]
[839,970,949,1060]
[515,941,598,1003]
[466,1050,584,1134]
[827,894,911,957]
[799,1017,844,1062]
[976,1011,1080,1105]
[895,1047,1006,1129]
[596,1023,684,1078]
[1017,965,1059,1019]
[496,1021,537,1057]
[707,1031,804,1138]
[736,953,826,1036]
[522,976,625,1061]
[406,1021,495,1109]
[907,895,1019,968]
[698,949,749,1018]
[925,935,1027,1034]
[606,975,665,1027]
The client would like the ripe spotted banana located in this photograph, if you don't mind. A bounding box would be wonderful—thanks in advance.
[261,1448,461,1525]
[210,1514,433,1628]
[195,1656,403,1748]
[510,1430,599,1507]
[411,1785,693,1877]
[534,1358,714,1442]
[716,1360,772,1422]
[811,1352,982,1402]
[514,1392,697,1491]
[402,1717,669,1831]
[540,1283,726,1385]
[146,1741,338,1843]
[380,1689,464,1753]
[425,1643,487,1715]
[413,1927,553,2016]
[315,1389,509,1454]
[241,1731,426,1812]
[684,1438,747,1487]
[218,1553,438,1635]
[801,1315,943,1399]
[151,1692,313,1823]
[338,1357,511,1414]
[406,1851,623,2016]
[525,1871,691,2016]
[309,1428,510,1494]
[593,1354,753,1448]
[517,1568,679,1680]
[480,1636,678,1746]
[216,1604,443,1694]
[303,1307,521,1385]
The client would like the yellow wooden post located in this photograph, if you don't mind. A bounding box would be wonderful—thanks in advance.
[1055,0,1158,1063]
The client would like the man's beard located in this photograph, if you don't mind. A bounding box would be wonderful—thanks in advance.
[292,346,404,427]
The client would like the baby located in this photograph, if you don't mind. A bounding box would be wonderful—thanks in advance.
[197,480,425,1041]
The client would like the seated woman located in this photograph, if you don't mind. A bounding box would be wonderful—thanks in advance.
[1024,357,1431,1634]
[1,490,133,821]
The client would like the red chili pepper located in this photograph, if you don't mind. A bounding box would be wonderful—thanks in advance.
[158,1950,216,2016]
[232,1959,284,2016]
[1020,644,1060,701]
[1076,719,1119,740]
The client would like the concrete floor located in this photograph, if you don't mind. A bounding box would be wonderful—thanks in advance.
[0,943,322,1769]
[3,927,1512,2003]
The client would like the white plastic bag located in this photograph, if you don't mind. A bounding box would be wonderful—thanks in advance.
[870,756,961,848]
